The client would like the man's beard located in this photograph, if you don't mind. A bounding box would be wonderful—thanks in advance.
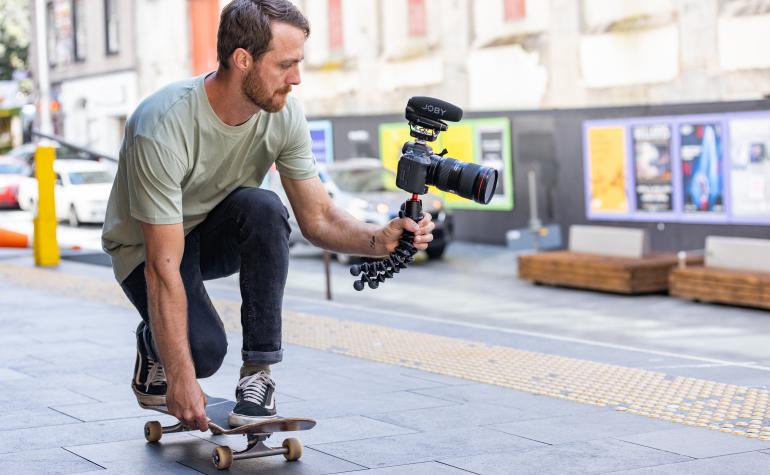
[242,66,291,113]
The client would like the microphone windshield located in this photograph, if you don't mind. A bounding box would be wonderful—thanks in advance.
[407,97,463,122]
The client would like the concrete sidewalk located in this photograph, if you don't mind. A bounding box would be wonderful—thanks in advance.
[3,249,770,474]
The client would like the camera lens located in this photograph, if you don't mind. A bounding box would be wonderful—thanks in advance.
[427,155,498,204]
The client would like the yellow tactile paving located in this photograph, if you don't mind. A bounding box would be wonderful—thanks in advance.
[2,261,769,441]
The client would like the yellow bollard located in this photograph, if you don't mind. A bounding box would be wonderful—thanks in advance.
[33,145,60,267]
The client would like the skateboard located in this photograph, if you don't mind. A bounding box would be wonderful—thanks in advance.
[142,397,316,470]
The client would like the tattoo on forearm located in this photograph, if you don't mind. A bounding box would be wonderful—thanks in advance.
[369,235,376,249]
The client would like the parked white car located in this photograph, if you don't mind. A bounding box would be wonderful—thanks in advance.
[18,159,115,226]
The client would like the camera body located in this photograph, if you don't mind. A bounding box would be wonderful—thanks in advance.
[396,141,432,195]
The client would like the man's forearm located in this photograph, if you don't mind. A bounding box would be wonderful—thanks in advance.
[305,206,385,257]
[145,267,195,381]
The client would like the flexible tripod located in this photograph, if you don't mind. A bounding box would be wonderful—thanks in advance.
[350,194,423,291]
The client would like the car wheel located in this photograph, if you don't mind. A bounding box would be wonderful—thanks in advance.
[68,205,81,227]
[426,243,446,260]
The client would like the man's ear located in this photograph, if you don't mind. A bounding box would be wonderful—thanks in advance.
[231,48,252,72]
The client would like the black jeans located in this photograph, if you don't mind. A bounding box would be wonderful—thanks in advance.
[120,187,291,378]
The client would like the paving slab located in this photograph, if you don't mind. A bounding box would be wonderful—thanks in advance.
[311,427,546,468]
[0,416,174,454]
[341,461,475,474]
[273,367,436,401]
[490,410,680,445]
[67,434,218,473]
[62,380,138,404]
[278,390,455,420]
[440,438,692,475]
[8,367,119,392]
[367,402,536,432]
[51,400,165,422]
[80,463,201,474]
[313,359,473,389]
[0,447,102,474]
[617,427,770,458]
[412,383,611,417]
[0,408,81,431]
[610,450,770,474]
[0,367,33,382]
[0,387,97,412]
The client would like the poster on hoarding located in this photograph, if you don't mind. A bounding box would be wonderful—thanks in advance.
[679,122,724,214]
[728,116,770,219]
[585,125,629,215]
[631,124,673,212]
[307,120,334,164]
[379,118,513,211]
[478,127,506,198]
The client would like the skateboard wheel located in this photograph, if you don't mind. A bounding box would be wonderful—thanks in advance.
[144,421,162,443]
[283,437,302,461]
[212,446,233,470]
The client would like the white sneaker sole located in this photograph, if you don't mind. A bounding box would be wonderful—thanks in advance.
[132,385,167,407]
[228,412,279,428]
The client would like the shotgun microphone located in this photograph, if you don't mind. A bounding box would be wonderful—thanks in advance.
[406,97,463,123]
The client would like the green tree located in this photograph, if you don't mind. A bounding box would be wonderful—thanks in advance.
[0,0,30,81]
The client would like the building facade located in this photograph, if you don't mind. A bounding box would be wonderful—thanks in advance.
[28,0,219,155]
[28,0,770,155]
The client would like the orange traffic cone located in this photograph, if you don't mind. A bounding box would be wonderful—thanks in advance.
[0,228,29,248]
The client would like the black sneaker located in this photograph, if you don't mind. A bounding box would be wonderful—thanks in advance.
[228,371,278,427]
[132,323,167,407]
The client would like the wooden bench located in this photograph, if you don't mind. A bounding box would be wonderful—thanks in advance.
[517,225,703,294]
[670,237,770,310]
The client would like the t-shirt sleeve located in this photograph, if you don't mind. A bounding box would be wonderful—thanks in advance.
[275,100,318,180]
[125,135,187,224]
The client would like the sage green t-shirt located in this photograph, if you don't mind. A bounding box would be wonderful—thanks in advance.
[102,73,317,282]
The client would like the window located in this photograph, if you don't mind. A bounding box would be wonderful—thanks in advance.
[72,0,86,61]
[46,1,57,66]
[328,0,343,52]
[104,0,119,55]
[408,0,426,37]
[504,0,526,21]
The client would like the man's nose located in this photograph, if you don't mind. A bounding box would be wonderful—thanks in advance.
[288,65,301,85]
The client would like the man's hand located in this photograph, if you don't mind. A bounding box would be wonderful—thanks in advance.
[373,212,435,255]
[166,376,209,432]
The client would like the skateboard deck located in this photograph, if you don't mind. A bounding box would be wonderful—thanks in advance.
[141,397,315,470]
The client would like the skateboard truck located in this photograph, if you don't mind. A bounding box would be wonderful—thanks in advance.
[212,433,302,470]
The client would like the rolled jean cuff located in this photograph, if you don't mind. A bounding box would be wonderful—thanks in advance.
[242,348,283,365]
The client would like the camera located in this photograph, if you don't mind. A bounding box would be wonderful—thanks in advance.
[396,97,498,204]
[350,97,499,291]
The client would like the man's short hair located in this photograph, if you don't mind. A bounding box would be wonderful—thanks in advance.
[217,0,310,69]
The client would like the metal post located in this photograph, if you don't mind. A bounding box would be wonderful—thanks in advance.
[34,0,53,134]
[33,145,59,266]
[527,170,542,251]
[323,250,332,300]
